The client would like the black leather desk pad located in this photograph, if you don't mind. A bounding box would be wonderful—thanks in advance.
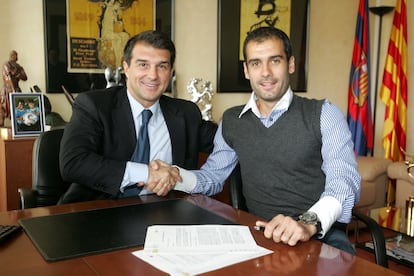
[19,199,235,261]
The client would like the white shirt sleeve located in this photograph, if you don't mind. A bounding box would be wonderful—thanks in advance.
[173,167,197,192]
[120,161,148,192]
[308,196,342,237]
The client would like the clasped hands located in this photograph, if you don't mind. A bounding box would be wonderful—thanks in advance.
[137,160,182,196]
[256,215,318,246]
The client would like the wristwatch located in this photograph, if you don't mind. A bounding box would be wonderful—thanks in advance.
[298,211,322,235]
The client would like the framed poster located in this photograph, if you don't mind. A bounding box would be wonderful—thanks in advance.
[43,0,173,93]
[10,93,46,137]
[67,0,154,73]
[218,0,309,92]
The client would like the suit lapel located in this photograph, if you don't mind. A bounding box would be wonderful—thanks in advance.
[112,88,136,154]
[159,96,187,165]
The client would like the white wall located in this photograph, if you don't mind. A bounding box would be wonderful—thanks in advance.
[0,0,412,157]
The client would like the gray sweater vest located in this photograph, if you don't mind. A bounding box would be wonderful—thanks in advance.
[222,95,325,220]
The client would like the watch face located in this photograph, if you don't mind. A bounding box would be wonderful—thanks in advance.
[301,212,318,223]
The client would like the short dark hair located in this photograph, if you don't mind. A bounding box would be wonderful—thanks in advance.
[242,27,293,61]
[123,30,176,66]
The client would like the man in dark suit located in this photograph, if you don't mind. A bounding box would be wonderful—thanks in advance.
[58,30,217,203]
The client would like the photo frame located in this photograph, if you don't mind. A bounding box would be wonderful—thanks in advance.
[43,0,173,93]
[9,93,46,137]
[218,0,309,92]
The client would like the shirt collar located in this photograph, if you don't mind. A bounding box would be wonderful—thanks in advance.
[239,87,294,118]
[126,90,160,120]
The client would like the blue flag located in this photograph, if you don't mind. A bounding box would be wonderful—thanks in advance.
[347,0,373,156]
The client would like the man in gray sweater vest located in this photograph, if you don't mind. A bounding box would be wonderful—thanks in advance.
[150,27,361,255]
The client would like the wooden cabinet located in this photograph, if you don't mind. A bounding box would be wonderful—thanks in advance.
[0,128,36,211]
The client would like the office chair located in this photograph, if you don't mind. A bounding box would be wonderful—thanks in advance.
[18,128,71,209]
[228,163,388,268]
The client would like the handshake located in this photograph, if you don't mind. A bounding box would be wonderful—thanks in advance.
[138,160,183,196]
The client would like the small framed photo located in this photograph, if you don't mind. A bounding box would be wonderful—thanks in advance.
[9,93,46,137]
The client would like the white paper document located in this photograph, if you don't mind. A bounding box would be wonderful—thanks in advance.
[132,225,273,276]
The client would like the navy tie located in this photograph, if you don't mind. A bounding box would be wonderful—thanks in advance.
[132,109,153,163]
[122,109,153,197]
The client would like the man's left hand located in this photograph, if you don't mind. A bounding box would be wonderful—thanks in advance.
[256,214,317,246]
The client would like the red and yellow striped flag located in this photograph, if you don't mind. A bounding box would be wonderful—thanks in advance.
[380,0,408,204]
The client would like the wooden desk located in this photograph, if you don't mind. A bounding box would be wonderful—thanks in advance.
[0,193,400,275]
[0,128,36,211]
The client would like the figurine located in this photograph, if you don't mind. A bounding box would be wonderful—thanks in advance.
[187,78,214,121]
[104,66,123,88]
[0,50,27,126]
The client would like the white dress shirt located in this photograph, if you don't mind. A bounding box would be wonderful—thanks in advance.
[120,91,172,194]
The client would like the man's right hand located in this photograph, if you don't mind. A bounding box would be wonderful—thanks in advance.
[144,160,182,196]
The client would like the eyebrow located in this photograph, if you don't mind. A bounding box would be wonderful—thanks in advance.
[134,59,170,66]
[247,54,284,64]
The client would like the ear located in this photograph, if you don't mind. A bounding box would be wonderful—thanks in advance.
[288,56,295,74]
[170,67,175,79]
[243,62,250,80]
[122,60,129,77]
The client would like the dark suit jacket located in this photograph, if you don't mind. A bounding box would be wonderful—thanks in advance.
[59,86,217,203]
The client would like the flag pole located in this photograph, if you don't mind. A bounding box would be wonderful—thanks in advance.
[369,6,394,156]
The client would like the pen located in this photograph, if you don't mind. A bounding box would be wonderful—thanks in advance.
[253,225,265,232]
